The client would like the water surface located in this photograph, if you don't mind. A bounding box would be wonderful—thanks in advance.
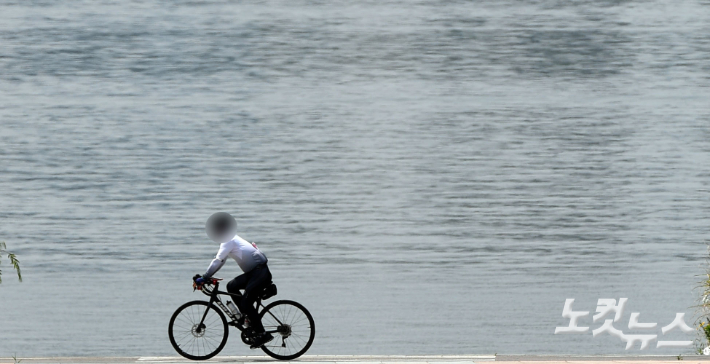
[1,0,710,357]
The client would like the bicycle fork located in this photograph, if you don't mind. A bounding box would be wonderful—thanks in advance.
[197,291,228,333]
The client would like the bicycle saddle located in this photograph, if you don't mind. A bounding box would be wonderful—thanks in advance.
[261,282,277,300]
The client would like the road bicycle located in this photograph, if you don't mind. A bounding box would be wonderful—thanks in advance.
[168,277,315,360]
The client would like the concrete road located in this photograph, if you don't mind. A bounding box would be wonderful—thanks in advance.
[3,355,710,364]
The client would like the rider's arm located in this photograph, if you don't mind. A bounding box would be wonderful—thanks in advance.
[203,242,231,279]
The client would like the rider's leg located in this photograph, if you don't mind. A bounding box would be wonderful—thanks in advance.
[226,273,249,307]
[240,265,272,333]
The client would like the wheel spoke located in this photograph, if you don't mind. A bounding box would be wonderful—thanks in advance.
[177,316,193,327]
[176,334,193,347]
[290,314,307,325]
[205,315,220,327]
[290,331,307,346]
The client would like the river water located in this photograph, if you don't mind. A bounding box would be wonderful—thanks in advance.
[1,0,710,357]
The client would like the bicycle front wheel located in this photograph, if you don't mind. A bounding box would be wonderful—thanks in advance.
[260,300,315,360]
[168,300,228,360]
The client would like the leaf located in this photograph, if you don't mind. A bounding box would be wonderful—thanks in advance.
[0,242,22,283]
[8,253,21,282]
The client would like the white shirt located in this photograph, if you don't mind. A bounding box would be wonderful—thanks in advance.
[203,234,268,278]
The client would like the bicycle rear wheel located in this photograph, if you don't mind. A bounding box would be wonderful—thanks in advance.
[259,300,315,360]
[168,300,229,360]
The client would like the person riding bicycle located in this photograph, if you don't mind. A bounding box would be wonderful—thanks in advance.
[194,212,274,349]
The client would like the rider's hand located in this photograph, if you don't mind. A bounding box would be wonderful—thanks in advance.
[195,277,206,285]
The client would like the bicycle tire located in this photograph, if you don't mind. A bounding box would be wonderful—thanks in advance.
[168,300,229,360]
[259,300,315,360]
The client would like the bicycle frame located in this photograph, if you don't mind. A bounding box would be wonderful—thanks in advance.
[198,281,284,335]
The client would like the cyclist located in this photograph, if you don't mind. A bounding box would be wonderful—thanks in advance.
[194,212,274,349]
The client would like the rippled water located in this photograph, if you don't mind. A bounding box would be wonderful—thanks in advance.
[2,0,710,357]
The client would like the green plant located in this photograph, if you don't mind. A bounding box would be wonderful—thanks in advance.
[677,354,683,360]
[0,241,22,283]
[693,243,710,354]
[12,354,22,364]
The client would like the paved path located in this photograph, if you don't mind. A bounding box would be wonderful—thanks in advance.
[3,355,710,364]
[0,356,491,364]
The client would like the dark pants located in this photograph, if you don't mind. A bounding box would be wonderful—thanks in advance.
[226,264,272,333]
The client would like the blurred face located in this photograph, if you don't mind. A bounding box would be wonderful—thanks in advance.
[206,212,237,243]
